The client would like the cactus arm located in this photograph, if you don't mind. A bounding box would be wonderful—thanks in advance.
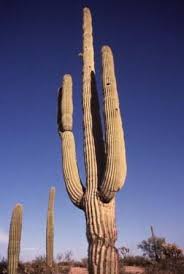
[46,187,55,267]
[82,7,97,190]
[58,75,84,209]
[8,204,23,274]
[61,131,84,208]
[82,8,105,191]
[100,46,127,202]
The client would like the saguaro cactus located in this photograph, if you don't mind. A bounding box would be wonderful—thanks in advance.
[7,204,23,274]
[46,186,56,268]
[58,7,127,274]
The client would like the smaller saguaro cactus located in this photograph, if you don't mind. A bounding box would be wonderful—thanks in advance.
[46,186,56,268]
[7,204,23,274]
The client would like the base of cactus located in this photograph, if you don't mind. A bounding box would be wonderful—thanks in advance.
[88,239,119,274]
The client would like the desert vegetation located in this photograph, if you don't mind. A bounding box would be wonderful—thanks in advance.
[46,187,56,268]
[1,186,56,274]
[119,235,184,274]
[1,235,184,273]
[1,6,182,274]
[57,7,126,274]
[7,204,23,274]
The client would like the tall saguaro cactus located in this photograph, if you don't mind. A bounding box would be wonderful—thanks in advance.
[46,186,56,268]
[58,7,127,274]
[8,204,23,274]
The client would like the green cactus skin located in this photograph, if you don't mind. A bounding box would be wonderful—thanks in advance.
[58,8,127,274]
[7,204,23,274]
[46,187,55,268]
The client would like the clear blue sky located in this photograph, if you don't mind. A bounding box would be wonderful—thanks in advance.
[0,0,184,261]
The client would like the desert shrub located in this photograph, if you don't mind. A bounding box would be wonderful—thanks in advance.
[144,258,184,274]
[119,246,130,259]
[138,237,184,274]
[57,250,74,266]
[81,257,88,268]
[162,243,183,260]
[119,266,126,274]
[0,258,7,273]
[72,260,85,267]
[121,255,150,267]
[18,256,61,274]
[119,245,150,267]
[57,264,70,274]
[138,236,166,262]
[29,256,47,273]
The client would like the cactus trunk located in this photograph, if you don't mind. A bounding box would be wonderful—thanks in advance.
[58,7,127,274]
[85,197,119,273]
[46,186,55,268]
[7,204,23,274]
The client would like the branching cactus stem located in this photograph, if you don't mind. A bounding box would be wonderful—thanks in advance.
[58,7,127,274]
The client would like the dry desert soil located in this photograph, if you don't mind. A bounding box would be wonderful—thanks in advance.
[69,266,144,273]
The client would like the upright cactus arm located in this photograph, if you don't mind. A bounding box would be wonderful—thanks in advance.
[58,75,84,209]
[100,46,127,202]
[8,204,23,274]
[82,8,105,192]
[82,7,97,191]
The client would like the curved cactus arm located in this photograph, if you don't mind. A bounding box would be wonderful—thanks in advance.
[58,75,84,209]
[100,46,127,202]
[61,131,85,208]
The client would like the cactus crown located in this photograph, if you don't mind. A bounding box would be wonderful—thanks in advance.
[58,7,127,205]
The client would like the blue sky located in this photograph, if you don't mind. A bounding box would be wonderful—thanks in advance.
[0,0,184,261]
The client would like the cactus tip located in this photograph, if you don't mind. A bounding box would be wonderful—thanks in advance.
[50,186,56,192]
[15,203,23,209]
[102,45,112,54]
[63,74,72,81]
[83,7,90,13]
[83,7,92,21]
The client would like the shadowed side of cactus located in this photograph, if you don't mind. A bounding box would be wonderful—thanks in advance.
[7,204,23,274]
[58,8,127,274]
[46,186,56,268]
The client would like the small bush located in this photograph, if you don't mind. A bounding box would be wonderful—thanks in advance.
[121,255,150,267]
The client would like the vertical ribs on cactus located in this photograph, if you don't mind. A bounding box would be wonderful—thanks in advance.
[46,186,56,268]
[8,204,23,274]
[58,7,127,274]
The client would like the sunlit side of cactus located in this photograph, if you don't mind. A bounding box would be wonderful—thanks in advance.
[8,204,23,274]
[58,7,127,274]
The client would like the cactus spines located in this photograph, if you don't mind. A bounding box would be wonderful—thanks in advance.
[46,186,55,268]
[8,204,23,274]
[58,7,127,274]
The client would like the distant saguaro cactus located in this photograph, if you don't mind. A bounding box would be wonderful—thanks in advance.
[58,7,127,274]
[8,204,23,274]
[46,187,55,268]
